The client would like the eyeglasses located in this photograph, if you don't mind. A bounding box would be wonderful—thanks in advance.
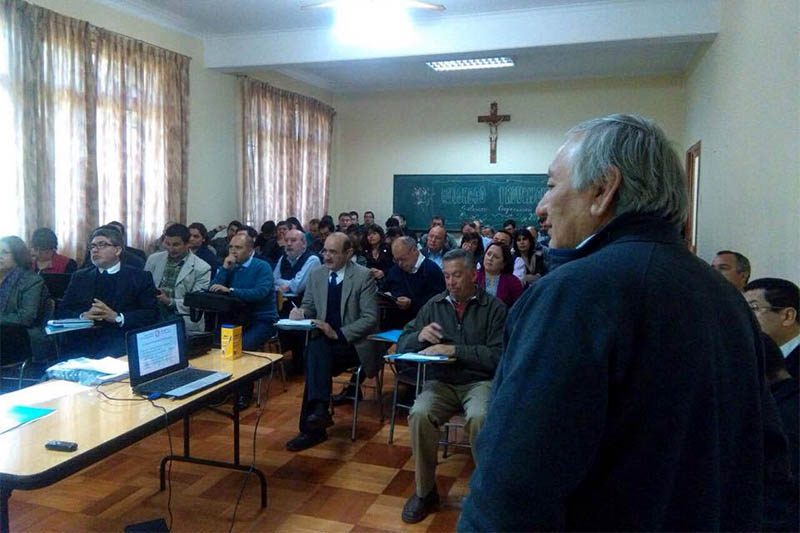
[89,242,117,251]
[749,304,783,313]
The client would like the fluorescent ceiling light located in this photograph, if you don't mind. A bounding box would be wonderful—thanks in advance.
[426,57,515,72]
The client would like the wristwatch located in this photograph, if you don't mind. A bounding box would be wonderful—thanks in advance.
[229,287,235,294]
[114,314,123,325]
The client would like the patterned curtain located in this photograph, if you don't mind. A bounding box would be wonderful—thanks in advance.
[241,77,334,227]
[0,0,189,262]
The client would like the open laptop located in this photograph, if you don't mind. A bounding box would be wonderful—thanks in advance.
[126,319,230,399]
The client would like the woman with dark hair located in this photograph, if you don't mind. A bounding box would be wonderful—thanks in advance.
[0,235,51,358]
[477,242,523,307]
[512,228,544,286]
[362,224,392,281]
[188,222,220,279]
[384,227,405,247]
[30,227,78,274]
[460,232,485,269]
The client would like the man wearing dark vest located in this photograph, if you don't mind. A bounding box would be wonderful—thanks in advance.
[274,229,321,297]
[285,232,379,451]
[274,229,321,373]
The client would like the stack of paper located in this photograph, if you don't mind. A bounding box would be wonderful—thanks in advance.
[46,356,129,386]
[275,318,316,331]
[385,353,453,362]
[45,318,93,335]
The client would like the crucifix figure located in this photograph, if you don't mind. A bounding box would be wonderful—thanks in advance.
[478,102,511,164]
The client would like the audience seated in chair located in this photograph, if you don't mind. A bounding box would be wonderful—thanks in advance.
[145,223,211,334]
[383,236,445,329]
[82,223,145,270]
[57,227,159,358]
[30,227,77,274]
[188,222,220,280]
[395,248,507,524]
[0,236,52,361]
[476,242,524,308]
[711,249,751,292]
[745,277,800,378]
[209,220,243,260]
[285,232,379,452]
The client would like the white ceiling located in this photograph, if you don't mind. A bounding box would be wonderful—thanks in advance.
[100,0,720,93]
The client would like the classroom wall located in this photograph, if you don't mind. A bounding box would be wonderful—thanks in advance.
[26,0,240,229]
[685,0,799,281]
[329,76,686,227]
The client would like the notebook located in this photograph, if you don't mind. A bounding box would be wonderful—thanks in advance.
[126,319,230,399]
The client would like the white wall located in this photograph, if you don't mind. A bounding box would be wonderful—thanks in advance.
[330,76,686,226]
[27,0,240,228]
[685,0,799,280]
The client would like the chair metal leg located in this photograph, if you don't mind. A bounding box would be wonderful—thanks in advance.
[388,369,400,444]
[351,366,362,441]
[377,366,384,423]
[18,360,29,390]
[255,378,262,407]
[279,359,287,392]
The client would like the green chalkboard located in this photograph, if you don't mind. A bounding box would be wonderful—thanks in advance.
[393,174,548,232]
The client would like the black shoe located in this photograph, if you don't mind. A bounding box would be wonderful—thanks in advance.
[285,432,327,452]
[331,386,363,406]
[401,488,440,524]
[236,392,253,411]
[305,405,334,431]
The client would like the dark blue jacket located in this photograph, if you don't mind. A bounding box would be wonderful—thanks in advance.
[56,264,159,357]
[384,257,445,316]
[211,256,277,323]
[460,213,780,531]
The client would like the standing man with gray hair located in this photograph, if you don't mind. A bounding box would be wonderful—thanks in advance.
[460,114,779,530]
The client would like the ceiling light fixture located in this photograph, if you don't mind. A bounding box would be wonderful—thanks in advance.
[426,57,516,72]
[302,1,445,11]
[302,0,445,47]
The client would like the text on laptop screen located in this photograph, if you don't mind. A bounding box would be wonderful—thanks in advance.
[136,322,181,376]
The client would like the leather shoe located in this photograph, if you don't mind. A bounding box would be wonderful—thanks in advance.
[331,386,363,406]
[305,408,334,431]
[285,432,327,452]
[401,488,440,524]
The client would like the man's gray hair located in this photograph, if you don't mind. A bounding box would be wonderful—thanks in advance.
[443,248,475,269]
[567,114,688,227]
[394,236,417,252]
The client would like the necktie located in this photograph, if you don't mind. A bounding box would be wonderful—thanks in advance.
[329,271,337,288]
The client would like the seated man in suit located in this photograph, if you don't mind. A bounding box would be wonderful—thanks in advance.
[396,249,507,523]
[145,223,211,334]
[383,236,445,328]
[745,278,800,378]
[56,227,159,357]
[209,233,278,350]
[285,232,379,451]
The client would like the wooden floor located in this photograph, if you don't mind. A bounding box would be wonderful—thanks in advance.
[8,369,474,532]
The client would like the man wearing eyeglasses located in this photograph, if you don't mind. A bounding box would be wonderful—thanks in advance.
[745,278,800,379]
[285,232,379,451]
[56,227,159,358]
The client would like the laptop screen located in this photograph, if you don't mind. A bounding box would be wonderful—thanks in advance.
[127,319,188,386]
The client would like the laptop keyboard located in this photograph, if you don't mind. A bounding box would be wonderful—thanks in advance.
[140,367,213,394]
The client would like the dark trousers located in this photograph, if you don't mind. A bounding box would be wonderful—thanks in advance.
[242,320,276,351]
[299,335,360,435]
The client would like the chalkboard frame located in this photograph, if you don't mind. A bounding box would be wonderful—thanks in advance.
[393,173,548,232]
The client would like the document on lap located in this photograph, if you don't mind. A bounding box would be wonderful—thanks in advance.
[384,353,454,363]
[275,318,317,331]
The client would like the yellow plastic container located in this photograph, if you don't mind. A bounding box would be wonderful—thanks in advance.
[220,324,242,359]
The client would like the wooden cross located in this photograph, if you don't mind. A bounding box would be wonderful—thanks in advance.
[478,102,511,164]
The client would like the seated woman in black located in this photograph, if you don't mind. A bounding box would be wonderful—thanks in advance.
[362,224,393,283]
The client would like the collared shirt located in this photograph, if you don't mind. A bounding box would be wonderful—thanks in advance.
[781,333,800,359]
[425,248,444,270]
[159,255,186,299]
[409,252,426,274]
[274,250,320,294]
[98,261,121,275]
[329,265,347,285]
[240,252,255,269]
[446,292,478,321]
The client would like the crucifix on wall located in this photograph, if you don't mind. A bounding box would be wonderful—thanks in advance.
[478,102,510,164]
